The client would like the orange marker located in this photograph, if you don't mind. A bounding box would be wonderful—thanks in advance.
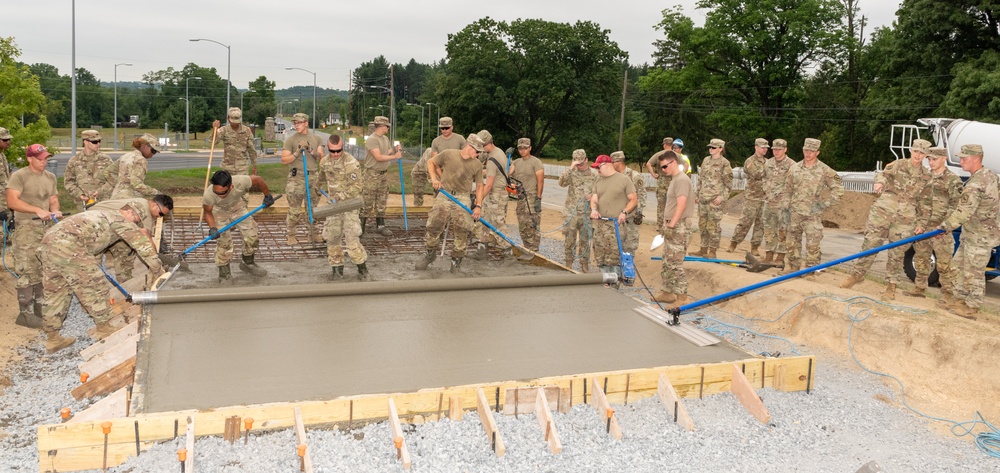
[394,436,403,459]
[243,417,253,444]
[177,448,188,472]
[101,422,112,472]
[605,408,614,433]
[297,444,307,472]
[80,373,90,383]
[60,407,71,421]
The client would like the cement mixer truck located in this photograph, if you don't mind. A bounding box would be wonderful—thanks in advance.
[890,118,1000,285]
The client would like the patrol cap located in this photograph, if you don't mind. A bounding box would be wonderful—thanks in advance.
[572,149,587,163]
[957,143,983,157]
[927,146,947,158]
[708,138,725,148]
[672,138,684,148]
[591,155,613,168]
[0,127,11,140]
[228,107,242,124]
[374,116,390,127]
[439,117,453,128]
[517,137,531,148]
[610,151,626,162]
[771,139,787,149]
[82,130,102,141]
[803,138,821,151]
[910,139,932,154]
[663,136,674,146]
[755,138,769,148]
[140,133,161,152]
[477,129,493,145]
[25,144,50,159]
[466,133,485,152]
[292,112,309,123]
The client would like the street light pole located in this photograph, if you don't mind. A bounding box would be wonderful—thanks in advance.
[185,76,202,151]
[189,38,231,113]
[113,62,132,151]
[406,103,424,151]
[425,102,439,137]
[286,67,317,129]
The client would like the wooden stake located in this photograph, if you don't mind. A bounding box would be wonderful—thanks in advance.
[184,416,194,473]
[534,389,562,454]
[475,388,505,457]
[773,364,787,391]
[589,378,622,440]
[293,407,314,473]
[448,396,462,421]
[657,373,695,431]
[730,364,770,424]
[386,398,411,470]
[197,127,219,226]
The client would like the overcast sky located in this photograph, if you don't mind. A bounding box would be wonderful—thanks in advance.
[2,1,900,92]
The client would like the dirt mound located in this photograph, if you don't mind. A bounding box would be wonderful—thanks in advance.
[0,260,33,396]
[724,191,875,233]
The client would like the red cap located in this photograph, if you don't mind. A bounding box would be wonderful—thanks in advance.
[591,155,613,168]
[26,144,51,160]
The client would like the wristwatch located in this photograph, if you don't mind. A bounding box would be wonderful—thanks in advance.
[471,204,481,210]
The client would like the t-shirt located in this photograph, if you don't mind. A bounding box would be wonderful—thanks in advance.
[364,133,394,172]
[202,175,253,210]
[431,133,467,155]
[7,168,58,223]
[511,155,544,197]
[483,147,509,196]
[282,132,323,174]
[665,173,694,220]
[593,172,636,217]
[431,149,485,195]
[646,149,671,180]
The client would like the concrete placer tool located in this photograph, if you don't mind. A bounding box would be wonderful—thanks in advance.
[312,196,364,219]
[650,253,778,272]
[603,218,635,285]
[438,189,550,265]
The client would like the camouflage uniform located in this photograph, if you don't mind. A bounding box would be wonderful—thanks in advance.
[511,153,545,251]
[558,164,596,268]
[202,176,260,266]
[648,149,672,221]
[591,172,636,269]
[8,167,59,289]
[731,153,766,248]
[424,150,484,258]
[410,148,432,206]
[911,168,963,292]
[783,160,843,270]
[762,156,794,255]
[40,210,161,331]
[0,150,9,211]
[362,132,394,219]
[214,124,257,176]
[64,149,113,202]
[318,151,368,266]
[622,167,646,254]
[283,133,324,240]
[849,159,930,284]
[91,198,156,281]
[660,222,690,295]
[102,151,160,199]
[940,166,1000,310]
[476,148,511,250]
[695,154,733,249]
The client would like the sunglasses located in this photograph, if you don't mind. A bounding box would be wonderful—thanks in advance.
[148,146,159,155]
[88,140,102,144]
[440,126,451,130]
[213,187,231,196]
[660,162,674,169]
[709,146,720,149]
[0,139,9,142]
[328,148,343,154]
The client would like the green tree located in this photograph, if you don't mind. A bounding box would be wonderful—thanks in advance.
[243,75,276,127]
[0,37,51,164]
[939,50,1000,121]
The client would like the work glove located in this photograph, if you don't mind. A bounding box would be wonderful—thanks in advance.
[263,193,276,208]
[533,197,542,214]
[208,226,220,240]
[632,211,643,225]
[0,210,7,223]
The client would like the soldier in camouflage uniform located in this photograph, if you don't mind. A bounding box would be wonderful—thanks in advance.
[212,108,258,176]
[842,139,932,299]
[362,116,402,236]
[645,137,674,223]
[558,149,596,271]
[781,138,843,277]
[203,170,274,284]
[729,138,768,256]
[6,144,61,329]
[410,148,432,206]
[907,147,963,299]
[0,127,11,215]
[64,130,113,205]
[92,195,173,283]
[937,144,1000,319]
[511,138,545,252]
[317,134,369,281]
[40,203,163,353]
[101,133,161,199]
[612,151,646,255]
[280,113,325,245]
[652,151,694,307]
[416,135,486,272]
[470,130,513,260]
[692,139,733,259]
[761,139,794,266]
[589,155,637,276]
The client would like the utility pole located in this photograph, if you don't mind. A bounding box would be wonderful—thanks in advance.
[618,69,627,151]
[389,65,395,144]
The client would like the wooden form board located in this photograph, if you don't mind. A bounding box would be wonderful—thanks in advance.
[78,334,138,380]
[534,389,562,454]
[293,407,315,473]
[589,379,622,440]
[80,321,139,362]
[475,388,505,457]
[657,373,695,431]
[731,364,771,424]
[37,355,814,472]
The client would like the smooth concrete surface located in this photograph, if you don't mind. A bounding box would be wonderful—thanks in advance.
[138,280,750,413]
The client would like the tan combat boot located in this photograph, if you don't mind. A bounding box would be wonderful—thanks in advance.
[706,248,718,259]
[779,264,800,275]
[652,291,677,303]
[46,331,76,354]
[903,285,926,298]
[690,246,708,257]
[727,240,739,253]
[947,301,977,320]
[92,322,117,341]
[840,274,864,289]
[672,293,693,309]
[286,225,299,245]
[881,283,896,301]
[937,289,954,307]
[762,251,774,264]
[750,244,760,257]
[580,259,589,273]
[774,253,786,268]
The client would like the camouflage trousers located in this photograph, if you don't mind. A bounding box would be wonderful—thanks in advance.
[515,196,541,251]
[221,161,250,177]
[426,193,474,258]
[362,169,390,218]
[732,198,764,246]
[411,170,429,207]
[323,210,367,266]
[655,178,671,224]
[106,241,137,280]
[660,221,689,295]
[592,219,621,267]
[697,199,724,249]
[562,214,591,265]
[12,222,50,288]
[624,219,640,255]
[41,250,112,332]
[911,232,955,291]
[474,191,511,250]
[786,212,824,269]
[850,205,914,284]
[762,203,789,254]
[214,204,259,266]
[285,175,322,236]
[946,232,999,309]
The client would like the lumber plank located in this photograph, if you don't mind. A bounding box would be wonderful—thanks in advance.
[78,334,138,379]
[730,364,771,424]
[589,378,623,440]
[293,407,314,473]
[387,398,412,470]
[152,217,163,253]
[71,358,135,401]
[475,388,505,457]
[773,364,787,391]
[657,373,695,431]
[68,387,128,423]
[502,386,564,416]
[80,321,139,362]
[448,395,463,421]
[534,388,562,454]
[184,416,194,473]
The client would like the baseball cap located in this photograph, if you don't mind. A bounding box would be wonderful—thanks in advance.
[754,138,769,148]
[228,107,243,123]
[957,143,984,157]
[610,151,626,162]
[517,137,531,148]
[466,133,485,152]
[708,138,725,148]
[572,149,586,163]
[26,144,51,159]
[0,127,11,140]
[591,155,613,168]
[771,139,787,149]
[374,116,390,127]
[140,133,161,152]
[803,138,821,151]
[293,112,309,123]
[82,130,102,141]
[477,129,493,145]
[672,138,684,148]
[439,117,453,127]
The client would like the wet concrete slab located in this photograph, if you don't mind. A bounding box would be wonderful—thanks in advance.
[137,277,750,413]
